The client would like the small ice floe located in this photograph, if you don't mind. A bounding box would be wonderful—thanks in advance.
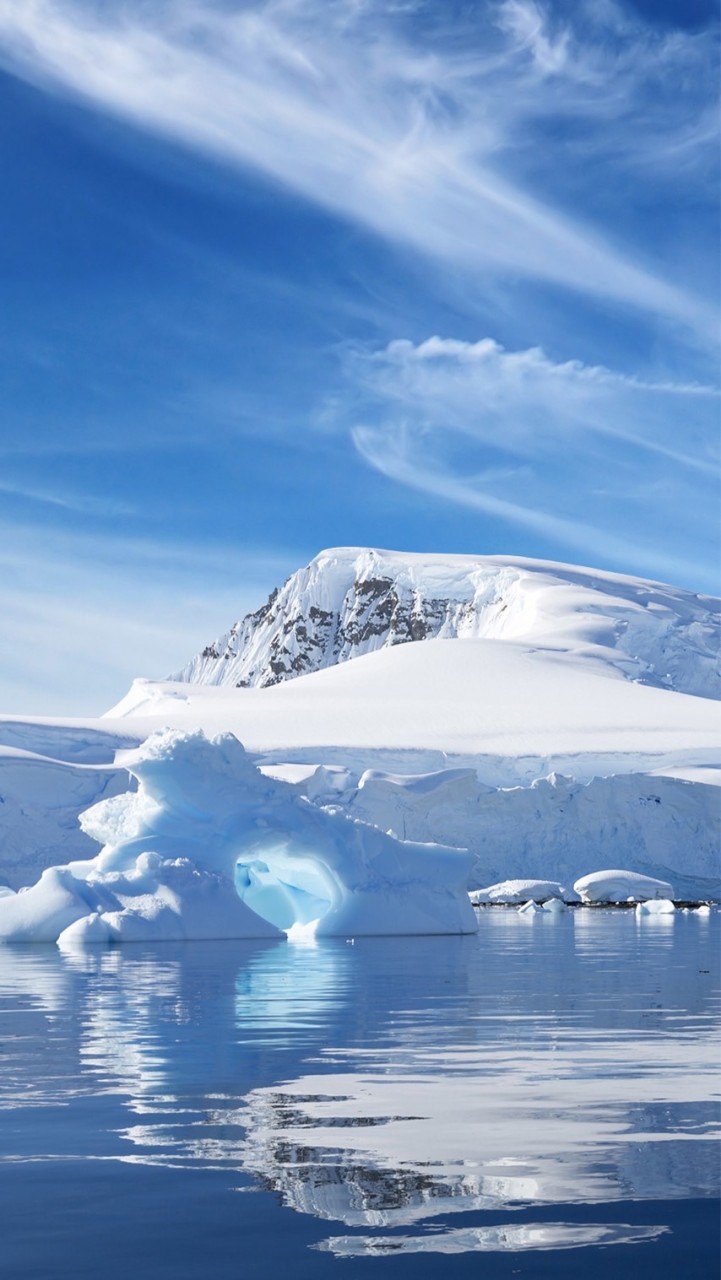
[541,897,568,915]
[635,898,675,916]
[516,896,567,916]
[574,869,674,904]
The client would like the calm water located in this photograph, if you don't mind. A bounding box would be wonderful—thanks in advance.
[0,910,718,1279]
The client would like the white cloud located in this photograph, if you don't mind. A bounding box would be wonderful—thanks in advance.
[349,334,720,585]
[353,421,653,569]
[367,336,719,472]
[0,0,715,335]
[0,478,136,515]
[497,0,569,74]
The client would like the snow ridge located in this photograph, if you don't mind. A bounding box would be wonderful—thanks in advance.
[172,548,720,699]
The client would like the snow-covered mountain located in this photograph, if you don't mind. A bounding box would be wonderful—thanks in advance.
[172,547,720,700]
[0,547,719,935]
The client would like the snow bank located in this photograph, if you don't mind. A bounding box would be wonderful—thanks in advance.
[0,741,132,891]
[470,879,579,905]
[113,640,721,767]
[0,730,478,944]
[574,870,675,904]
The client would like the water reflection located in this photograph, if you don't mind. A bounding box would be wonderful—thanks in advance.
[234,915,720,1251]
[238,1024,719,1229]
[0,911,717,1263]
[316,1221,670,1256]
[234,935,353,1047]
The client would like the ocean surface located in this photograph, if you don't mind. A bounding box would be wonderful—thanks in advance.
[0,909,718,1279]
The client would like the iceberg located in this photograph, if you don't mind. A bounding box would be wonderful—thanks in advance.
[517,899,544,915]
[541,897,568,914]
[574,869,675,904]
[635,898,676,917]
[1,856,283,946]
[0,729,478,944]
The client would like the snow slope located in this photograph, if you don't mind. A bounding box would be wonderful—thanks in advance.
[117,639,720,772]
[172,548,720,700]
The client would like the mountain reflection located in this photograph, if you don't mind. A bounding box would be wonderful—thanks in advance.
[236,1019,720,1229]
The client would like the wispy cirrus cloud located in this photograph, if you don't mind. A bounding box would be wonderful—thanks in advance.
[349,334,720,585]
[0,0,716,336]
[0,520,295,714]
[357,336,719,472]
[0,478,136,516]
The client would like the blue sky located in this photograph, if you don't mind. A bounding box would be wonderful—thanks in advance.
[0,0,718,714]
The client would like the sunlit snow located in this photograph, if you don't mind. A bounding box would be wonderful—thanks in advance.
[0,549,718,939]
[0,729,477,943]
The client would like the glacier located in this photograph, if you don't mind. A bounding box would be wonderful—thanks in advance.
[0,547,719,939]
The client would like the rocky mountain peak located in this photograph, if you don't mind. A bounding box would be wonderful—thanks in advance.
[170,547,720,700]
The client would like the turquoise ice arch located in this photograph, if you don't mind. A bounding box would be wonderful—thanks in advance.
[0,730,478,944]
